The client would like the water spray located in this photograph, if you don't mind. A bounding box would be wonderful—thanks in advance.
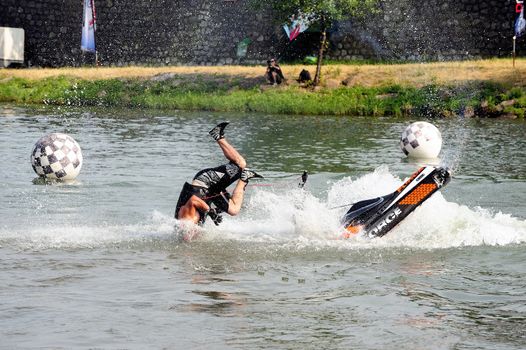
[439,114,470,176]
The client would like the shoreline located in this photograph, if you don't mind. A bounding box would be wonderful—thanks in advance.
[0,60,525,118]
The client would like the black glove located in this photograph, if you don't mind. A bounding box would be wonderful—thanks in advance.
[208,208,223,226]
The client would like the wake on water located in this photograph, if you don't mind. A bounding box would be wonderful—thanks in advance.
[206,166,526,249]
[1,167,525,250]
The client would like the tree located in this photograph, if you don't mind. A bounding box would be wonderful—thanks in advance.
[260,0,379,86]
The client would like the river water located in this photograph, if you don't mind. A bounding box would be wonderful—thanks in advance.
[1,105,525,349]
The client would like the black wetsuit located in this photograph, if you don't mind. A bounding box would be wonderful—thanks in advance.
[175,162,241,222]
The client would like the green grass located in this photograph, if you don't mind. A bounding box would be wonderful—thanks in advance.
[0,75,524,118]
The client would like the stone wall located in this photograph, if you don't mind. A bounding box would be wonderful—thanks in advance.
[0,0,523,67]
[328,0,524,61]
[0,0,277,66]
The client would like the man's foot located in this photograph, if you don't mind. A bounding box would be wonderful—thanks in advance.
[209,122,229,141]
[240,168,263,182]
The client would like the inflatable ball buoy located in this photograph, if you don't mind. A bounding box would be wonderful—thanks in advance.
[400,121,442,159]
[30,133,83,180]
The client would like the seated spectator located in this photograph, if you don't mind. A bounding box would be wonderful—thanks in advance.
[265,58,286,85]
[297,69,312,83]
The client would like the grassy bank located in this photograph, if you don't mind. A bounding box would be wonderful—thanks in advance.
[1,59,525,118]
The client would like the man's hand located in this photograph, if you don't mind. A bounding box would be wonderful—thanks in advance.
[208,208,223,226]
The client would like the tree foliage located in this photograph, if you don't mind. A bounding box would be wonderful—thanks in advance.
[257,0,380,85]
[266,0,379,28]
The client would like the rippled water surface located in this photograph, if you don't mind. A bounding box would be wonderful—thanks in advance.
[1,105,525,349]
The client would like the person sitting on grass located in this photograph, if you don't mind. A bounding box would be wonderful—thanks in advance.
[297,69,312,84]
[265,58,286,85]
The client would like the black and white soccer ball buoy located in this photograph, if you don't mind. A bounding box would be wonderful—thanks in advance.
[30,133,83,180]
[400,121,442,158]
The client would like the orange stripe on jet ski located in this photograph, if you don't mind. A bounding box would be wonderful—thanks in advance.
[396,167,425,193]
[399,183,437,205]
[347,225,362,234]
[341,225,362,239]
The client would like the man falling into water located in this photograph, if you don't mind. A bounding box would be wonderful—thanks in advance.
[175,122,263,226]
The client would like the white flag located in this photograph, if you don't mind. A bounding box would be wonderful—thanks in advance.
[283,13,311,42]
[81,0,96,52]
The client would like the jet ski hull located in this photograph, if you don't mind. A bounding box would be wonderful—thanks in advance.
[341,166,451,238]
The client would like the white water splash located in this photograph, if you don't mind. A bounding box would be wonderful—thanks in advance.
[210,166,526,249]
[1,168,525,250]
[0,211,179,250]
[440,116,470,175]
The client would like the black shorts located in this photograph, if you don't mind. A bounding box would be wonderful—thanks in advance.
[192,162,241,195]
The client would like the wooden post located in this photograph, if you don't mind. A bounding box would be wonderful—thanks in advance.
[314,29,326,86]
[513,36,517,68]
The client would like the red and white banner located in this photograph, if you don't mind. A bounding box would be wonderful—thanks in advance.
[81,0,97,52]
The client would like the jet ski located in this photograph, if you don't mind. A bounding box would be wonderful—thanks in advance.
[341,166,451,238]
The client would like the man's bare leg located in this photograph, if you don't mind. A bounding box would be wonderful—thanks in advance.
[208,122,262,216]
[209,122,247,169]
[217,138,246,169]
